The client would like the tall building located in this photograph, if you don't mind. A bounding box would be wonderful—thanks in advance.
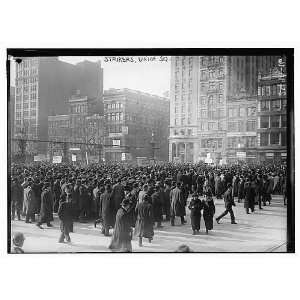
[14,57,103,155]
[169,55,280,163]
[103,89,169,163]
[257,58,287,162]
[226,93,257,164]
[48,91,105,163]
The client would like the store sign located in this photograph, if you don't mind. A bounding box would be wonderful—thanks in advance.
[236,151,246,158]
[34,154,47,162]
[69,148,80,151]
[205,158,213,164]
[121,153,126,161]
[112,139,121,146]
[266,153,274,157]
[281,153,287,157]
[71,154,77,162]
[53,156,62,164]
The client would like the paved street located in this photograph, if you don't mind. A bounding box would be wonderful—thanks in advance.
[10,195,287,253]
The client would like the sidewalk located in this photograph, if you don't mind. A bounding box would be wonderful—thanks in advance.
[10,195,287,253]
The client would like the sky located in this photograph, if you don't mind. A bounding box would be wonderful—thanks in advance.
[60,56,171,96]
[9,56,171,97]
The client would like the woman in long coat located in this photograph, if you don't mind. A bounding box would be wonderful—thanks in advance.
[215,175,222,199]
[134,193,154,246]
[109,197,132,252]
[202,189,215,234]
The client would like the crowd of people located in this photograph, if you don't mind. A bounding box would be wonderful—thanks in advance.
[10,162,287,252]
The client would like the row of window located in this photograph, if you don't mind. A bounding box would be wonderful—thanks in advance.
[201,138,223,149]
[227,137,256,148]
[260,132,286,146]
[258,84,286,97]
[228,120,256,132]
[49,120,70,128]
[200,81,224,91]
[200,56,224,67]
[173,128,195,136]
[15,110,37,119]
[260,99,286,111]
[69,105,88,114]
[108,124,123,134]
[200,68,224,81]
[228,107,256,118]
[105,102,124,110]
[200,94,224,106]
[106,112,124,122]
[200,108,225,119]
[260,115,286,128]
[17,68,38,78]
[16,77,38,85]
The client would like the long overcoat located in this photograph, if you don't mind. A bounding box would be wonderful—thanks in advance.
[39,188,54,223]
[134,200,154,239]
[58,199,73,234]
[238,180,245,199]
[109,207,132,252]
[170,187,186,217]
[99,191,114,227]
[23,186,36,216]
[244,182,255,209]
[111,183,125,215]
[202,198,215,230]
[151,191,163,222]
[188,198,203,231]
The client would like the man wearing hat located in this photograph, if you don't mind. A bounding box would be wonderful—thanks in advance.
[36,182,54,229]
[216,183,237,224]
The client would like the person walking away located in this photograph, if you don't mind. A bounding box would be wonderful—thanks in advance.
[109,197,133,252]
[134,193,154,247]
[58,184,74,243]
[11,177,23,221]
[170,182,187,226]
[36,182,54,229]
[188,193,202,235]
[151,184,163,228]
[216,183,237,224]
[202,189,215,234]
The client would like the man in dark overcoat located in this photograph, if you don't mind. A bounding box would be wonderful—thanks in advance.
[111,178,125,223]
[151,185,163,228]
[216,183,237,224]
[170,182,186,226]
[163,180,171,222]
[36,182,54,228]
[99,184,114,236]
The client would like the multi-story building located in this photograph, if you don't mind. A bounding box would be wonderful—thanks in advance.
[257,58,287,162]
[169,55,281,164]
[14,57,103,154]
[103,88,169,163]
[48,91,104,162]
[226,93,257,164]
